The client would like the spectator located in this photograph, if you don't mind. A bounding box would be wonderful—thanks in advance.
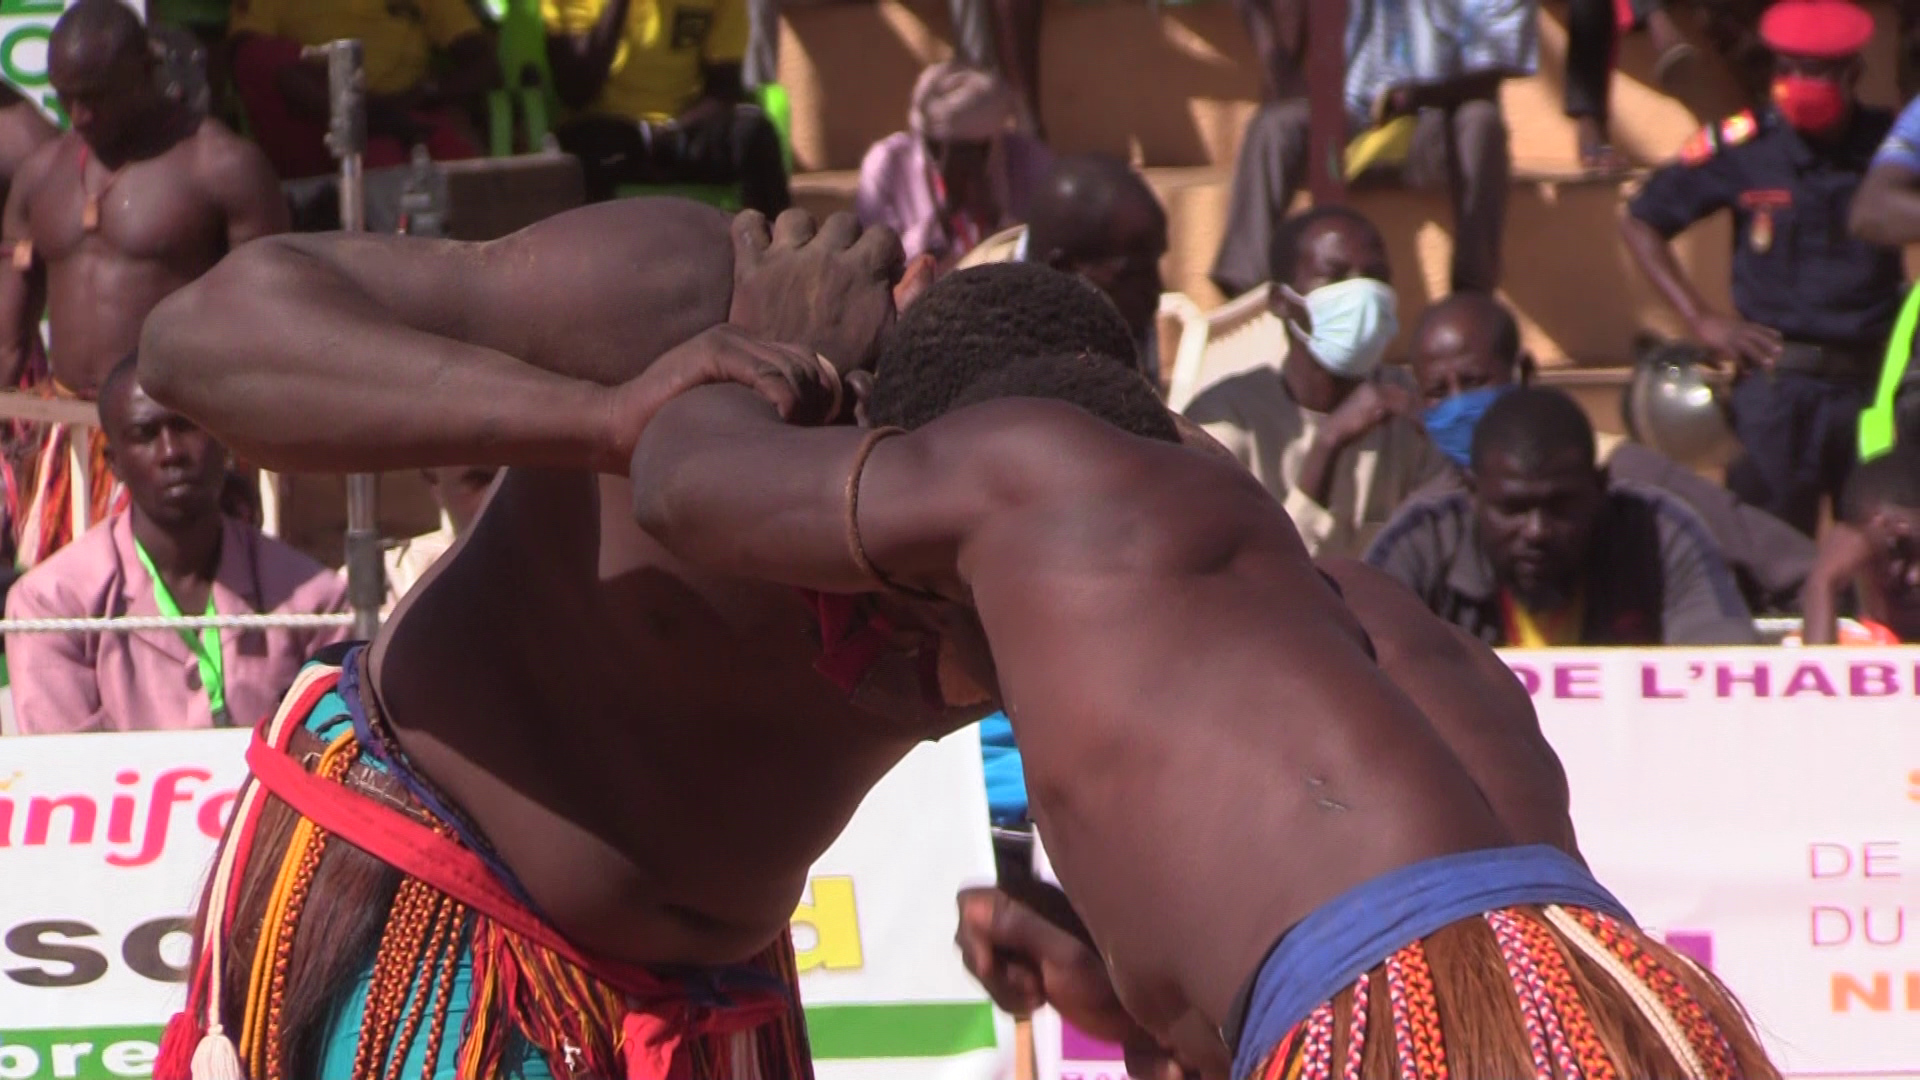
[1846,85,1920,456]
[1210,0,1535,300]
[1184,206,1449,558]
[1410,293,1815,611]
[544,0,789,212]
[1801,445,1920,644]
[3,0,287,568]
[385,464,498,610]
[1366,387,1759,646]
[1621,0,1898,538]
[959,154,1167,373]
[856,61,1049,267]
[230,0,500,180]
[5,358,348,733]
[1565,0,1696,171]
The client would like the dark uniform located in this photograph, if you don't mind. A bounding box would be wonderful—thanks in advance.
[1628,104,1904,535]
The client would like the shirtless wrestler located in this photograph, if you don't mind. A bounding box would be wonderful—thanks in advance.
[624,303,1782,1079]
[2,1,284,562]
[137,202,1127,1080]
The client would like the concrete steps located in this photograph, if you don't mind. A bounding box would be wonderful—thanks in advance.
[773,0,1914,370]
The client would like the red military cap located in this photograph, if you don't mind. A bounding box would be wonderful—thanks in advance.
[1760,0,1875,58]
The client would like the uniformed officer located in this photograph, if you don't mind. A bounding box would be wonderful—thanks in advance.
[1620,0,1901,537]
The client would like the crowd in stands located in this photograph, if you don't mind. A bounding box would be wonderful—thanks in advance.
[2,0,1920,739]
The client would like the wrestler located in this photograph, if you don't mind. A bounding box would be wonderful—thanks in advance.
[139,203,1139,1079]
[625,313,1782,1078]
[0,0,285,564]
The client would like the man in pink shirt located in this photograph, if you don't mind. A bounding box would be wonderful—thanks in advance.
[5,354,348,733]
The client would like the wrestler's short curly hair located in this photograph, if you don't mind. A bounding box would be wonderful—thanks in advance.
[947,352,1179,443]
[866,262,1139,431]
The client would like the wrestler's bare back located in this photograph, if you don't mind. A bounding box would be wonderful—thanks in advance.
[144,201,956,970]
[6,117,281,395]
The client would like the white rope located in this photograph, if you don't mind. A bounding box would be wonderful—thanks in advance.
[0,613,357,634]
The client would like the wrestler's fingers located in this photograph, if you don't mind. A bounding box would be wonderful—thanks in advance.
[850,221,907,281]
[815,211,861,252]
[770,208,818,250]
[731,211,771,269]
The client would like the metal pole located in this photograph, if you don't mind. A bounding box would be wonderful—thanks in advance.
[311,39,385,641]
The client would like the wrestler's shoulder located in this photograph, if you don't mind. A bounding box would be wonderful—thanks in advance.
[184,117,278,180]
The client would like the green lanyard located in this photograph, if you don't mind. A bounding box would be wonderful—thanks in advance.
[132,539,227,723]
[1860,281,1920,462]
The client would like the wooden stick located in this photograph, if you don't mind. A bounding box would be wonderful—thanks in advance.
[1016,1015,1037,1080]
[0,391,97,427]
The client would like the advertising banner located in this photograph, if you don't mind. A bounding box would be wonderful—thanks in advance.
[0,726,1006,1080]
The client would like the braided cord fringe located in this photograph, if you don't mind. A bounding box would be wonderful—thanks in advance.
[1542,907,1709,1079]
[1510,911,1619,1080]
[1567,908,1740,1080]
[1486,910,1578,1080]
[1342,973,1371,1080]
[1385,941,1447,1080]
[1300,1002,1337,1080]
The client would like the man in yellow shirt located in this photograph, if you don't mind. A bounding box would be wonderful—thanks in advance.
[543,0,789,210]
[231,0,501,179]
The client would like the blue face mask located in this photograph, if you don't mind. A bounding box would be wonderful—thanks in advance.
[1422,385,1513,467]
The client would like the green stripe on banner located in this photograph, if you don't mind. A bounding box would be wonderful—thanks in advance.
[805,1002,998,1059]
[0,1006,997,1076]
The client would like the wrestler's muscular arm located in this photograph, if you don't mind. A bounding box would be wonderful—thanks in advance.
[140,205,896,474]
[197,121,291,247]
[139,201,737,473]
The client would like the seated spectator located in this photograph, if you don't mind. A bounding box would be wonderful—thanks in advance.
[1366,386,1759,646]
[1410,293,1815,612]
[1183,206,1449,558]
[959,154,1166,373]
[5,358,348,733]
[1801,445,1920,644]
[1210,0,1535,299]
[229,0,499,180]
[856,61,1050,267]
[544,0,789,212]
[385,464,498,610]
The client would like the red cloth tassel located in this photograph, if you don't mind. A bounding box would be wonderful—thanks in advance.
[154,1010,200,1080]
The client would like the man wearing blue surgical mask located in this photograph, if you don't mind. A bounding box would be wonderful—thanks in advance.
[1407,292,1815,613]
[1182,206,1451,558]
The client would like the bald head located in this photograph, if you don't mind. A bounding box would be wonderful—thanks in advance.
[51,0,145,73]
[50,0,156,152]
[1409,292,1522,405]
[1026,155,1168,344]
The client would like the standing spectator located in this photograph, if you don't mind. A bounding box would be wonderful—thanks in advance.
[856,61,1050,267]
[1366,386,1759,646]
[1410,293,1816,611]
[544,0,790,212]
[229,0,500,180]
[1210,0,1536,299]
[5,358,347,734]
[1801,445,1920,643]
[958,154,1168,373]
[3,0,287,567]
[1621,0,1897,537]
[1845,86,1920,455]
[1183,206,1449,558]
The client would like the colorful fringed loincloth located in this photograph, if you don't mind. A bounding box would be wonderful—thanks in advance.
[16,381,125,566]
[1230,846,1778,1080]
[160,646,813,1080]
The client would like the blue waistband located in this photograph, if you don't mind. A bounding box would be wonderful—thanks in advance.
[1229,845,1632,1080]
